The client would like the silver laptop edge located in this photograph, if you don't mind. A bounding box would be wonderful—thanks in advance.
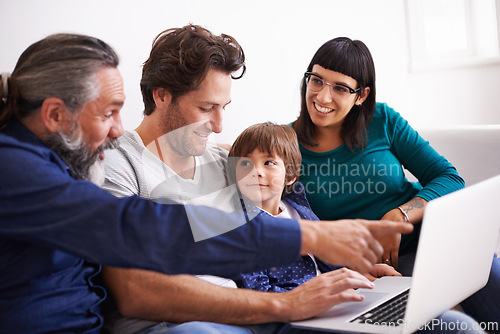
[291,175,500,333]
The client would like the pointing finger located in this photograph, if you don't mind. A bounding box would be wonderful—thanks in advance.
[362,220,413,235]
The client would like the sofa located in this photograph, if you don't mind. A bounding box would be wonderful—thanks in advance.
[406,125,500,253]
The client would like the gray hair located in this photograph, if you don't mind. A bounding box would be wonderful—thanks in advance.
[0,33,119,128]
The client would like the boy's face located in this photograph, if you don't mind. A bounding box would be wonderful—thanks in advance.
[235,148,295,214]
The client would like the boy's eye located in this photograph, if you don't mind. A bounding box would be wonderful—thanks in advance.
[239,159,253,167]
[264,160,277,166]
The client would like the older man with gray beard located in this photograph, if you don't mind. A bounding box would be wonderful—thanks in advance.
[42,119,118,184]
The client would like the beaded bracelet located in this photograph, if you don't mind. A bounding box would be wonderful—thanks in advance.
[397,206,410,223]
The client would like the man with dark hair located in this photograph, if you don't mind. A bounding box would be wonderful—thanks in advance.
[140,25,245,116]
[100,25,409,334]
[0,30,411,333]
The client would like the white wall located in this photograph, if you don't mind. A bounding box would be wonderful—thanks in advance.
[2,0,500,145]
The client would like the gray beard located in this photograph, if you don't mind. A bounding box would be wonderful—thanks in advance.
[43,124,118,185]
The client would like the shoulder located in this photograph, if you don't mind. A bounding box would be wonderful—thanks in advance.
[0,130,67,176]
[102,132,146,195]
[371,102,401,122]
[116,131,146,157]
[0,131,37,155]
[105,131,145,168]
[369,102,410,133]
[201,144,229,167]
[0,124,48,157]
[205,143,229,159]
[283,183,319,220]
[0,133,78,199]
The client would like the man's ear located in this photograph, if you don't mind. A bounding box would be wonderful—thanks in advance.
[153,88,173,110]
[40,97,71,133]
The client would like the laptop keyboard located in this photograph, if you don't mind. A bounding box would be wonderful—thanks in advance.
[351,289,409,325]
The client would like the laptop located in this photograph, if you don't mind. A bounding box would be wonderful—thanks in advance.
[291,175,500,334]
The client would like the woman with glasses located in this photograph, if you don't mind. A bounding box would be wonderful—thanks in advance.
[291,37,499,325]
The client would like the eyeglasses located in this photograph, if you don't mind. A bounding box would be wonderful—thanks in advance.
[304,72,361,100]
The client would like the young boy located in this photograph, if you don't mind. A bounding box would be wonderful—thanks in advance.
[228,122,343,292]
[228,122,484,332]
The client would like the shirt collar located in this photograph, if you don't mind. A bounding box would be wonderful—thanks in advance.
[2,120,47,148]
[1,120,71,174]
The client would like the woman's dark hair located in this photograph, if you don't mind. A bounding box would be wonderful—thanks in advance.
[0,33,119,129]
[141,24,246,116]
[292,37,376,150]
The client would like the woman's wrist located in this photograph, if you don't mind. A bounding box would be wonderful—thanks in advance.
[398,197,428,225]
[397,206,410,223]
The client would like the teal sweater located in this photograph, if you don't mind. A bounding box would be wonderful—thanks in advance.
[298,103,464,237]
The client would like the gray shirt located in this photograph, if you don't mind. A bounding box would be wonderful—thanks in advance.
[101,131,242,334]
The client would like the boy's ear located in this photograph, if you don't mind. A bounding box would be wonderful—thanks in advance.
[40,97,71,133]
[286,177,297,186]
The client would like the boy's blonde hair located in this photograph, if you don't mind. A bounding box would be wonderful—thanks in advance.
[228,122,301,196]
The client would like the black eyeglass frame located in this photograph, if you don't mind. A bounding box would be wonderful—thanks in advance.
[304,72,361,95]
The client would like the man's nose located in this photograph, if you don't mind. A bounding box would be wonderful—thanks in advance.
[209,109,223,134]
[109,113,124,139]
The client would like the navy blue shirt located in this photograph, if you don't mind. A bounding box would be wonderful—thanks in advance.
[0,121,302,333]
[237,185,341,292]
